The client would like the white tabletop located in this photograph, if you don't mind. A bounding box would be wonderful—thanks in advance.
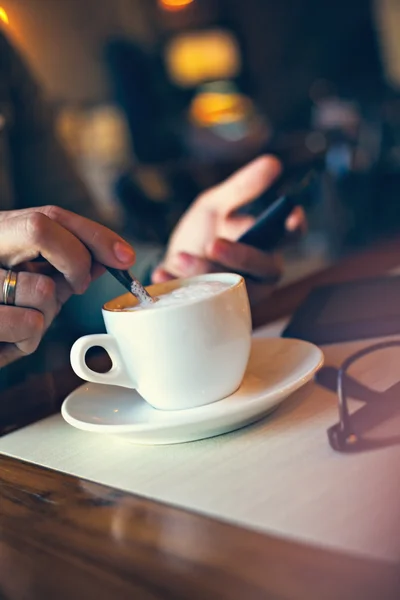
[1,320,399,564]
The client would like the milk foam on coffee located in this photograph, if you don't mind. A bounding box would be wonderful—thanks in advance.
[125,281,230,311]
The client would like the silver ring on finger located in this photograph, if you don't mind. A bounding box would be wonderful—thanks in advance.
[2,269,18,306]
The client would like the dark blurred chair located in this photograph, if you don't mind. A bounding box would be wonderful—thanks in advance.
[104,38,184,164]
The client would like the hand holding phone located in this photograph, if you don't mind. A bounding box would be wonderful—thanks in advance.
[238,168,318,252]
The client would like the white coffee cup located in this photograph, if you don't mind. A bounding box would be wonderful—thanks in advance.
[70,273,252,410]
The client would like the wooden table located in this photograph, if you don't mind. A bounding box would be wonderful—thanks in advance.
[1,239,400,600]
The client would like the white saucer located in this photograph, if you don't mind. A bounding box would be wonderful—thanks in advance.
[61,338,323,445]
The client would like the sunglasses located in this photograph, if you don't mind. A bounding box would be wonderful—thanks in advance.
[315,340,400,453]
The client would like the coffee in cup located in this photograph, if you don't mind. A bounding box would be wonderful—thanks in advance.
[123,280,230,312]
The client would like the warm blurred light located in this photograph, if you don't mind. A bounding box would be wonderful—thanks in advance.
[190,86,252,127]
[57,105,130,164]
[81,106,130,163]
[56,108,87,157]
[158,0,194,12]
[165,30,240,87]
[0,7,9,25]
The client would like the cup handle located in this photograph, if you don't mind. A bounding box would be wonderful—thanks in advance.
[70,334,133,388]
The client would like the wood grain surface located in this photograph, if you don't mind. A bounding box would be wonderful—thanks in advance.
[1,456,399,600]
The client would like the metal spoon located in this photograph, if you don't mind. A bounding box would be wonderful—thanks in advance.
[105,267,156,305]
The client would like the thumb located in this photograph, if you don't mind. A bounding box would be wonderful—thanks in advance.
[200,155,282,216]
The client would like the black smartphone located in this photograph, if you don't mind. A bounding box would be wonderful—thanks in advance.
[238,168,319,252]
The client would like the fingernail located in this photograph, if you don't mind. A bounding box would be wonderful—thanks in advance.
[180,253,195,267]
[151,268,162,283]
[286,215,297,231]
[152,269,171,283]
[170,253,190,268]
[114,242,135,263]
[211,239,229,259]
[174,253,197,274]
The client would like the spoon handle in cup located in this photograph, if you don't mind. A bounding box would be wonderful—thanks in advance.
[105,267,155,305]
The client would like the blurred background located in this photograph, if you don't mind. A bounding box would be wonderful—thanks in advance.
[2,0,400,282]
